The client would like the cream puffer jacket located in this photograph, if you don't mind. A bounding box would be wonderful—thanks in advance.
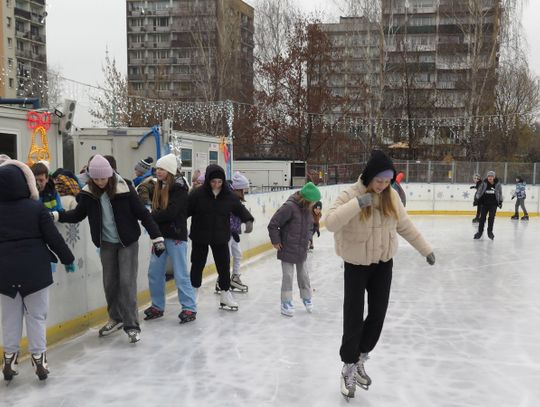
[326,178,432,266]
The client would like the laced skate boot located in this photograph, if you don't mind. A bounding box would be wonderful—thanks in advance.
[178,310,197,324]
[356,353,372,390]
[31,353,49,381]
[340,363,356,399]
[302,298,313,313]
[126,329,140,343]
[473,232,482,240]
[219,290,239,311]
[488,231,495,240]
[521,215,529,221]
[143,305,164,320]
[2,352,19,381]
[214,281,221,294]
[511,214,519,220]
[230,274,248,293]
[280,301,294,317]
[98,319,123,336]
[472,218,479,223]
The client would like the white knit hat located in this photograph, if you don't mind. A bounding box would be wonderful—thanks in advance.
[232,171,249,190]
[156,153,178,176]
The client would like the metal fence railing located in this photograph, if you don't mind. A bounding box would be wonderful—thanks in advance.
[308,161,540,185]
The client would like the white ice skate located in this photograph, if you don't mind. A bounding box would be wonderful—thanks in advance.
[302,298,313,313]
[356,353,372,390]
[230,274,248,293]
[340,363,356,400]
[281,301,294,317]
[219,290,239,311]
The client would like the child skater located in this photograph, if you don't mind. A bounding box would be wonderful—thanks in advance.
[309,201,322,250]
[511,176,529,221]
[0,159,75,382]
[143,154,198,323]
[268,182,321,317]
[325,150,435,399]
[55,155,165,343]
[229,172,251,292]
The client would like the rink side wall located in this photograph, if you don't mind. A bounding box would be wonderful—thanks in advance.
[0,182,535,353]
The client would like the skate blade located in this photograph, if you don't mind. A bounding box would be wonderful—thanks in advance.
[219,304,239,311]
[358,383,370,391]
[230,287,248,293]
[341,393,354,402]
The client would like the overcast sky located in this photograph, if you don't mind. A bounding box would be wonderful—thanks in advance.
[45,0,540,127]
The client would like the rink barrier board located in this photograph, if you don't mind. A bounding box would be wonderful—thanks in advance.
[2,183,538,355]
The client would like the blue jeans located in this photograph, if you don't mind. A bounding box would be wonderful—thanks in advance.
[147,239,197,312]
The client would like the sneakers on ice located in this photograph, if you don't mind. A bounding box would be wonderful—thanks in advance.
[143,305,164,320]
[178,310,197,324]
[98,319,123,336]
[31,353,49,381]
[302,298,313,313]
[356,353,372,389]
[2,352,19,381]
[281,301,294,317]
[126,329,140,343]
[340,363,356,399]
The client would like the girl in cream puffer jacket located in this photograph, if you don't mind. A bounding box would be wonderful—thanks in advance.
[325,150,435,399]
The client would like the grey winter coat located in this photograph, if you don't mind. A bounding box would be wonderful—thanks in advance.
[474,178,503,206]
[268,193,313,264]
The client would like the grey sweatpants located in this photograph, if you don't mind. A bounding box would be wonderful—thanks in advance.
[100,241,140,332]
[1,287,49,354]
[281,261,312,303]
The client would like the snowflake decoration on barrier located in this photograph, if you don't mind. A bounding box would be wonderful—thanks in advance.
[463,191,470,199]
[77,257,84,271]
[64,223,80,248]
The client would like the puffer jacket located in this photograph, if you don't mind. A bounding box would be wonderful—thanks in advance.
[268,193,313,264]
[326,177,432,266]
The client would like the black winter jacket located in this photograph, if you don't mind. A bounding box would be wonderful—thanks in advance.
[151,177,189,241]
[58,175,162,247]
[268,193,313,264]
[0,162,74,298]
[188,165,254,245]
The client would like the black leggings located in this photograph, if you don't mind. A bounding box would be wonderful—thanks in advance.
[478,205,497,234]
[340,260,393,364]
[190,242,231,291]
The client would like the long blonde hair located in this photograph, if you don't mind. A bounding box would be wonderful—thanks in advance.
[360,185,399,222]
[152,173,175,211]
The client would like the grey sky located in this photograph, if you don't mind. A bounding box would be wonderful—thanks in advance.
[45,0,540,127]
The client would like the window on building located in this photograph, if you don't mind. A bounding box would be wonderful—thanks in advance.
[157,82,169,91]
[6,0,11,7]
[7,58,13,69]
[209,150,218,165]
[8,38,13,48]
[7,17,12,28]
[8,78,14,88]
[181,148,192,168]
[132,83,144,91]
[0,133,17,159]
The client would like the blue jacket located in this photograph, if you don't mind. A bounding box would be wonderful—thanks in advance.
[0,161,74,298]
[514,182,526,199]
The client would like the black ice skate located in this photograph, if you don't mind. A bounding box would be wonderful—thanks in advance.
[230,274,248,293]
[31,353,49,381]
[356,354,372,390]
[521,215,529,221]
[474,232,482,239]
[178,310,197,324]
[143,305,164,320]
[488,231,495,240]
[214,281,221,294]
[98,319,123,337]
[340,363,356,400]
[511,214,519,220]
[219,290,239,311]
[472,218,480,223]
[2,352,18,382]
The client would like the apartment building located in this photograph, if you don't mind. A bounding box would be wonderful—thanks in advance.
[0,0,47,99]
[126,0,254,103]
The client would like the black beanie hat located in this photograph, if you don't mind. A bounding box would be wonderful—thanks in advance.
[360,150,396,187]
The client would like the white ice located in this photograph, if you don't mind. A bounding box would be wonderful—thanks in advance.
[2,216,540,407]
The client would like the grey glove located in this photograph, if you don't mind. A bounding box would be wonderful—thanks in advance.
[426,252,435,266]
[244,221,253,234]
[357,194,372,209]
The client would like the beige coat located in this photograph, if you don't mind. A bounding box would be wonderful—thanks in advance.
[326,178,432,266]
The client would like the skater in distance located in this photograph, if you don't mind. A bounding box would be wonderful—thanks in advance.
[473,170,503,240]
[325,150,435,399]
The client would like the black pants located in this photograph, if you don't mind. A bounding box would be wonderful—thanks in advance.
[340,260,393,364]
[190,242,231,291]
[475,205,482,220]
[478,205,497,234]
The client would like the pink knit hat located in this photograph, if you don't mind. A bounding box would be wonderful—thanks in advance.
[88,154,114,179]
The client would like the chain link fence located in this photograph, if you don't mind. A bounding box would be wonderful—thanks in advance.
[308,161,540,185]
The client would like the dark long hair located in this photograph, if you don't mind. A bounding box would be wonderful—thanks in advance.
[88,176,117,199]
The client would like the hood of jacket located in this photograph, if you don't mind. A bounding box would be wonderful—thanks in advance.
[0,159,39,202]
[203,164,228,194]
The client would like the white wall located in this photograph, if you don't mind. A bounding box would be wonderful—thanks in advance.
[0,182,533,347]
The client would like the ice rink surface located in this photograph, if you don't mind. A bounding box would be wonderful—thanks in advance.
[2,216,540,407]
